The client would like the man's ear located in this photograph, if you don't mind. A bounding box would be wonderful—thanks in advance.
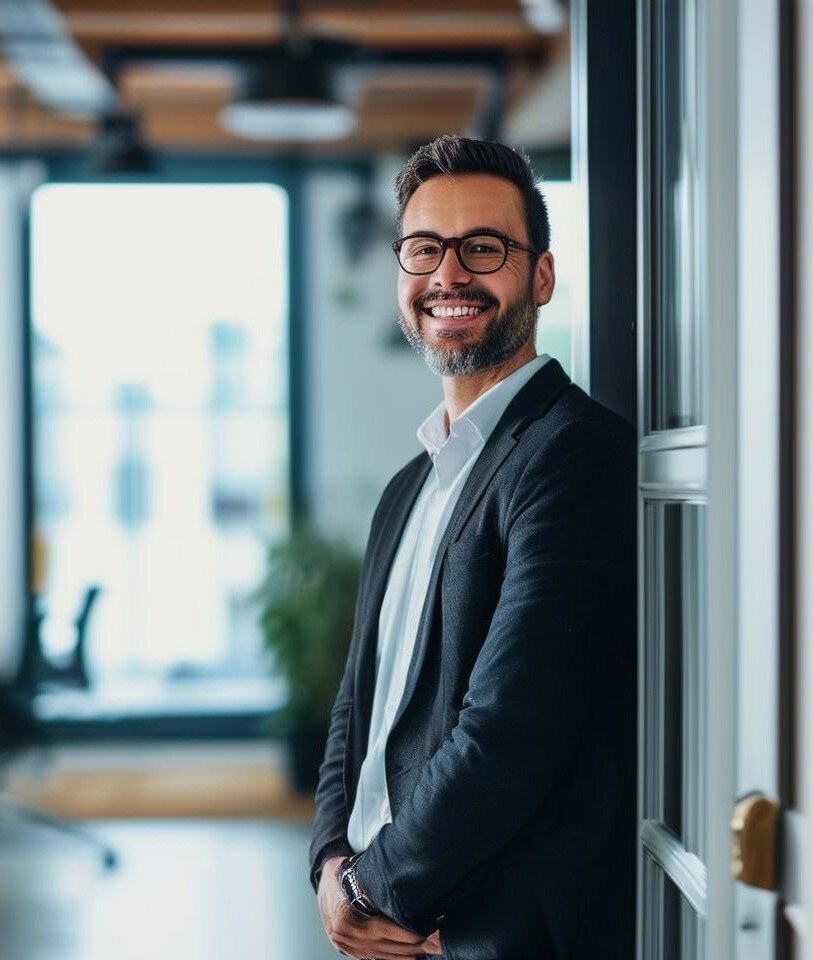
[534,251,555,306]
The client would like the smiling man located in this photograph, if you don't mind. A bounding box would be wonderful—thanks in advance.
[310,136,636,959]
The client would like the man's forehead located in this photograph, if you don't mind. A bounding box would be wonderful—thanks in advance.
[401,173,526,234]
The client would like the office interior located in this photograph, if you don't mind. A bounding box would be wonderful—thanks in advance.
[0,1,811,958]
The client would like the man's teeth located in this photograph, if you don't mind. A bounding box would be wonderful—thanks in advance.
[428,305,486,318]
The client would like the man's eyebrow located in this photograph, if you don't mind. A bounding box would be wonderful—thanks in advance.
[465,226,508,235]
[401,226,507,238]
[400,230,444,239]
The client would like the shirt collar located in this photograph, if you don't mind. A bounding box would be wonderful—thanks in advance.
[416,353,551,487]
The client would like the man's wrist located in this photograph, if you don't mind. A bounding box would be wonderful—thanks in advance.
[336,852,380,919]
[317,854,346,890]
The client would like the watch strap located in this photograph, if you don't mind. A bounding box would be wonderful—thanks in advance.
[337,853,379,918]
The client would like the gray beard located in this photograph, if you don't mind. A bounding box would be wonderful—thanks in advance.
[397,282,538,377]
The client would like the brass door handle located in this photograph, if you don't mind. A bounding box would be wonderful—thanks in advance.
[730,792,780,890]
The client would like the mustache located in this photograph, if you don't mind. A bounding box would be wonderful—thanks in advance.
[414,287,496,311]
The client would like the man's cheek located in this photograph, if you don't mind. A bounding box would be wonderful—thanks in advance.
[398,277,420,309]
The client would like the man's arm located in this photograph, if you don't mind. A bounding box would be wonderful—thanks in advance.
[309,466,411,893]
[308,672,354,893]
[353,420,636,935]
[308,553,365,892]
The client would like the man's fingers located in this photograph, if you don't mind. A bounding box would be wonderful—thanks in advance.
[332,916,428,958]
[333,931,420,954]
[339,908,423,944]
[366,917,424,943]
[329,900,428,958]
[334,938,423,960]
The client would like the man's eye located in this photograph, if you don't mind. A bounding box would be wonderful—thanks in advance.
[468,243,499,254]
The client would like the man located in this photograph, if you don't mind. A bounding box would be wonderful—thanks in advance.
[310,136,636,959]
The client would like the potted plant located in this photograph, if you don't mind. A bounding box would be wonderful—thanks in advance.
[251,527,362,792]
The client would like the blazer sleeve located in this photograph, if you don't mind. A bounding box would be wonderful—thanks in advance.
[307,621,356,893]
[353,419,636,935]
[308,469,404,894]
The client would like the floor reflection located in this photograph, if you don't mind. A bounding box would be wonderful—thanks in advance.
[0,816,336,960]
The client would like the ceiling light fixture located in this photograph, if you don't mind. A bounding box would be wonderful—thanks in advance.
[220,47,356,143]
[92,112,154,174]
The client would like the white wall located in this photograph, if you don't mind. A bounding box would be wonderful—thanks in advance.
[303,161,438,550]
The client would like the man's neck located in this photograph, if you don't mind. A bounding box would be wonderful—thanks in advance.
[441,341,537,424]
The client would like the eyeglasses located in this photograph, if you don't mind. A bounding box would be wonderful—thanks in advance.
[391,230,538,275]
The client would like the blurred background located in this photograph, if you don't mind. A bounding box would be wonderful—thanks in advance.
[2,0,581,715]
[0,1,586,958]
[2,1,812,959]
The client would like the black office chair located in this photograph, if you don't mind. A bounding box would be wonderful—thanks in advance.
[0,585,118,870]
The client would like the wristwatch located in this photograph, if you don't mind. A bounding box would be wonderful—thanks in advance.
[336,852,380,919]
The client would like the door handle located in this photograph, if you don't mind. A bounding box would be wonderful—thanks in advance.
[730,792,780,890]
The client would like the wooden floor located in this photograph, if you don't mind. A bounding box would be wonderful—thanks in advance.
[0,816,339,960]
[2,741,316,820]
[4,761,316,820]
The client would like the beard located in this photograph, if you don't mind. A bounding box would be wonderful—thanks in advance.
[397,278,538,377]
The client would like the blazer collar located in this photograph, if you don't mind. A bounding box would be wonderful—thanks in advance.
[493,355,571,440]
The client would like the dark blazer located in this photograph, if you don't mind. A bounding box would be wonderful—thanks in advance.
[309,358,637,959]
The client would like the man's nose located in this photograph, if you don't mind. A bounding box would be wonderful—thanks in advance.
[430,246,471,286]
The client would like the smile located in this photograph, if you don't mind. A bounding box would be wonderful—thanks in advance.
[421,302,493,318]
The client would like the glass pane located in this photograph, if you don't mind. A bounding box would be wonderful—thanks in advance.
[534,181,586,377]
[30,184,289,691]
[662,505,684,837]
[662,864,682,960]
[650,0,704,430]
[642,501,707,849]
[642,855,704,960]
[681,504,707,859]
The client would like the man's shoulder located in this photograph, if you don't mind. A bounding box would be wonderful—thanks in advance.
[504,384,636,507]
[503,386,636,538]
[522,382,636,460]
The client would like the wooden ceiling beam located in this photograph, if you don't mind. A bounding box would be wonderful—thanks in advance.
[54,0,521,15]
[0,102,93,143]
[57,10,548,51]
[138,100,475,143]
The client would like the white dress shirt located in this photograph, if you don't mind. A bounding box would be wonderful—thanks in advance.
[347,353,551,852]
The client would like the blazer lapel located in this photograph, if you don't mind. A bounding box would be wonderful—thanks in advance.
[390,358,572,733]
[445,357,571,544]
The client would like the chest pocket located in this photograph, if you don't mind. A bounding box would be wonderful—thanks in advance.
[439,541,503,713]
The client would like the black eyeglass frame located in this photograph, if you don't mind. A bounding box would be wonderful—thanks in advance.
[391,229,539,275]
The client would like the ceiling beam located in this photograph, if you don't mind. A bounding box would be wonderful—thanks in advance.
[56,10,550,50]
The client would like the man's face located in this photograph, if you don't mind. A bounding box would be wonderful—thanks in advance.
[396,173,554,376]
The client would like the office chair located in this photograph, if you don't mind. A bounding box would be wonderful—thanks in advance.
[0,585,118,870]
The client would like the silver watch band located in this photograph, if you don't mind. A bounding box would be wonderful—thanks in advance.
[337,853,379,918]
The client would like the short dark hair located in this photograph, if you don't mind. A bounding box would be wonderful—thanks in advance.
[394,135,550,253]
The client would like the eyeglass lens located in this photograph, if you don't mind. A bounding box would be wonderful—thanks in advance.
[399,235,507,274]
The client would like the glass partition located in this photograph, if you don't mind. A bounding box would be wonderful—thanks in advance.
[649,0,705,432]
[30,183,289,703]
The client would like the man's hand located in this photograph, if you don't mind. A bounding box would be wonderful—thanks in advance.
[318,855,443,958]
[420,929,442,955]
